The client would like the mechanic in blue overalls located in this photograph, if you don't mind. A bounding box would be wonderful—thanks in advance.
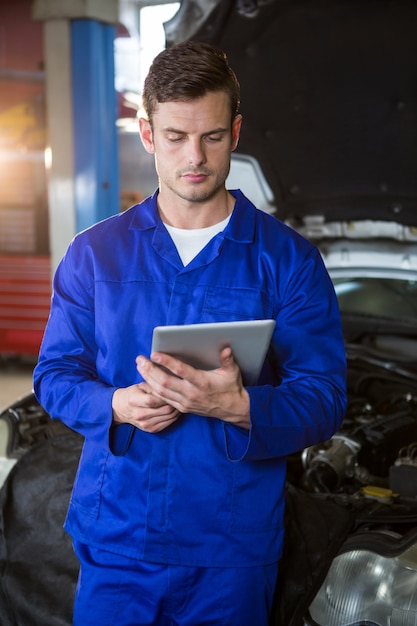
[33,41,347,626]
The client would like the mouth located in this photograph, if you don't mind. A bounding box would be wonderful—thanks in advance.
[182,171,210,183]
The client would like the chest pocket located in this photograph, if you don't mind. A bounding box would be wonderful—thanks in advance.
[202,286,273,322]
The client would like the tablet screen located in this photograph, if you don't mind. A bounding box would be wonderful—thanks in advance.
[151,319,275,385]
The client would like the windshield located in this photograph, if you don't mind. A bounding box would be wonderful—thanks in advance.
[332,277,417,324]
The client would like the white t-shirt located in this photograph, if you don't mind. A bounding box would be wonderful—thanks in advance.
[164,214,231,266]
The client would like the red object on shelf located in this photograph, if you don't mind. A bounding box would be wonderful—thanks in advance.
[0,255,51,357]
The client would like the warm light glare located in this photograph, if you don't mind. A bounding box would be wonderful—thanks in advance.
[139,3,180,87]
[44,146,52,169]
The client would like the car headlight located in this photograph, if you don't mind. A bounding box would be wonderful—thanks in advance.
[307,541,417,626]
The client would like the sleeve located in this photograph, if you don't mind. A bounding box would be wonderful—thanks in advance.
[33,238,116,446]
[224,246,347,462]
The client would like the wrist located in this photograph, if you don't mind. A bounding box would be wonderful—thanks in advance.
[226,389,251,430]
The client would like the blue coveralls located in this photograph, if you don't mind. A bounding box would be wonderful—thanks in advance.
[33,190,347,624]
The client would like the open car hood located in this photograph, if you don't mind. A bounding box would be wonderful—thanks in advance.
[164,0,417,228]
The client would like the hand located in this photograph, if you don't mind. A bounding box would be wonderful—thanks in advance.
[136,347,251,429]
[112,383,181,433]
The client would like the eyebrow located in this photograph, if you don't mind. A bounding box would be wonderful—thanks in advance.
[162,126,229,135]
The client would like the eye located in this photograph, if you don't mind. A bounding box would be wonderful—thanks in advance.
[205,134,224,143]
[166,133,185,142]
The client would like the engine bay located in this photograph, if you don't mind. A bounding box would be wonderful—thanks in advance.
[288,333,417,549]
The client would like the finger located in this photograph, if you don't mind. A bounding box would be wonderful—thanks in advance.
[150,352,194,381]
[138,360,198,411]
[134,383,172,408]
[137,354,191,390]
[218,346,234,367]
[134,411,180,434]
[136,381,159,396]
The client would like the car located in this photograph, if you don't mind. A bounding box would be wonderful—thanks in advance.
[1,1,417,625]
[276,230,417,626]
[173,2,417,622]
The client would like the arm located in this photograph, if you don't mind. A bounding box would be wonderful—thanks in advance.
[33,238,179,445]
[33,245,114,444]
[233,248,347,461]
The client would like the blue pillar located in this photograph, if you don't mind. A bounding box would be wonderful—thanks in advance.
[32,0,119,270]
[71,20,119,232]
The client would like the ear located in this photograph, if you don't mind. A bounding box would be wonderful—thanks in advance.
[139,118,155,154]
[231,114,243,152]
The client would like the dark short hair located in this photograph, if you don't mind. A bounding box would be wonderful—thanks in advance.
[142,41,240,125]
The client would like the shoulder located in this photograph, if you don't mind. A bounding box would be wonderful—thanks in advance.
[232,189,317,253]
[78,194,157,241]
[59,194,159,278]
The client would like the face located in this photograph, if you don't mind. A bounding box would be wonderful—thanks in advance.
[139,91,242,207]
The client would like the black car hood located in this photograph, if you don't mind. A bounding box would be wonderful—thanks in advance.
[164,0,417,226]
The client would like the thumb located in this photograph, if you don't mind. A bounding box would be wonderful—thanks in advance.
[219,346,234,368]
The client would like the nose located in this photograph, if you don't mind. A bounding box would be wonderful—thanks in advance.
[188,138,206,166]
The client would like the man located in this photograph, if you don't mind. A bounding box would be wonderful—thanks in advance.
[34,41,346,625]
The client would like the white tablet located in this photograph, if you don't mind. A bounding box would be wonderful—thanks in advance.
[151,319,275,386]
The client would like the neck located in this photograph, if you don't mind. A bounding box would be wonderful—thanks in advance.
[157,189,234,229]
